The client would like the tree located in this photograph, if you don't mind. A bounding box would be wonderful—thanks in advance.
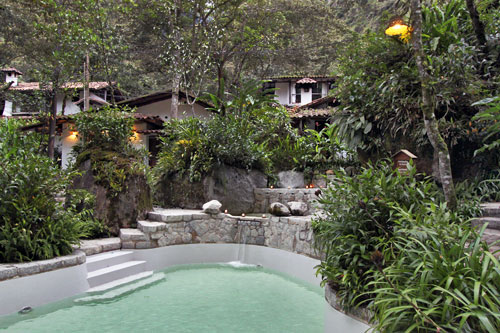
[410,0,458,209]
[7,0,94,158]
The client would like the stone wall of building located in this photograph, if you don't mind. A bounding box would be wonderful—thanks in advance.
[120,209,320,259]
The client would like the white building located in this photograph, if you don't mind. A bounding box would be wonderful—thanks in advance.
[264,75,335,107]
[264,75,338,132]
[1,68,123,117]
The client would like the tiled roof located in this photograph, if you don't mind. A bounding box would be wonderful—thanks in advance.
[296,78,317,84]
[19,113,164,131]
[288,108,334,119]
[74,95,110,106]
[293,96,337,111]
[9,81,113,91]
[118,90,214,109]
[136,129,163,135]
[1,68,23,75]
[265,75,334,80]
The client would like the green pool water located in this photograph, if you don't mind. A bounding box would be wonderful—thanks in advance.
[0,264,324,332]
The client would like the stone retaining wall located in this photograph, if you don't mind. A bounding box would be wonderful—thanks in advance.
[0,251,86,282]
[252,188,321,214]
[120,209,320,259]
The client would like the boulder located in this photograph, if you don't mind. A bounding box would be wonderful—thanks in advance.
[155,164,267,215]
[72,159,152,236]
[277,171,304,188]
[269,202,291,216]
[287,201,308,216]
[203,200,222,214]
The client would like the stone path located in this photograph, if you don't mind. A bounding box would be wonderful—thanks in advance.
[473,203,500,254]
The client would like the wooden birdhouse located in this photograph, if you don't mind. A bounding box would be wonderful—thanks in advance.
[392,149,417,173]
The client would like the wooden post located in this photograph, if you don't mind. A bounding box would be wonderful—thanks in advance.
[84,54,90,111]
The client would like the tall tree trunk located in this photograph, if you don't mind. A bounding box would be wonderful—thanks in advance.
[465,0,488,50]
[84,53,90,111]
[170,0,182,119]
[47,90,57,159]
[410,0,457,210]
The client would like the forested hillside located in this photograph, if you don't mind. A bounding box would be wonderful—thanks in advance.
[0,0,406,99]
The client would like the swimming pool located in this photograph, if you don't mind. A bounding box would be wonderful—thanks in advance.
[1,263,324,332]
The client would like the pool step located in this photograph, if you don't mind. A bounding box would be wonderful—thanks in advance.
[77,273,165,302]
[86,250,134,272]
[87,271,154,293]
[87,260,147,288]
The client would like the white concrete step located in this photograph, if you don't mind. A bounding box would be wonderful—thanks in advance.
[87,261,146,288]
[86,250,134,273]
[86,271,154,293]
[76,273,165,302]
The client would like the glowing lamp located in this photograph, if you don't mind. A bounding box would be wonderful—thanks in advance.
[385,19,411,42]
[69,130,78,139]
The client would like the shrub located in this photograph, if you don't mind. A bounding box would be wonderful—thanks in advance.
[369,215,500,332]
[72,106,147,197]
[312,160,444,307]
[73,105,136,152]
[154,82,291,182]
[0,120,87,262]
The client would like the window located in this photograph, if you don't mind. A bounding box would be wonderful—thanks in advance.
[295,85,301,104]
[262,81,275,96]
[312,83,322,100]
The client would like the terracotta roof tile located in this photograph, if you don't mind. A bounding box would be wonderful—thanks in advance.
[1,68,23,75]
[288,108,334,119]
[296,78,317,84]
[10,81,113,91]
[293,96,337,111]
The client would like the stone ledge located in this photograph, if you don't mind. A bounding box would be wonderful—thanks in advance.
[0,250,86,282]
[137,220,167,233]
[77,238,121,256]
[120,229,148,242]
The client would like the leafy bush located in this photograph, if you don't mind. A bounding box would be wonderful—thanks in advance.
[313,160,499,331]
[72,105,147,197]
[369,216,500,332]
[154,82,292,182]
[73,105,136,152]
[313,161,443,307]
[0,120,87,262]
[270,124,356,180]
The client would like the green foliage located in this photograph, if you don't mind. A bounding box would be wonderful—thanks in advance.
[369,220,500,332]
[66,189,111,239]
[154,81,291,182]
[72,105,147,198]
[73,105,136,152]
[0,120,87,263]
[270,124,356,180]
[312,160,444,308]
[472,96,500,155]
[314,160,499,331]
[332,0,483,163]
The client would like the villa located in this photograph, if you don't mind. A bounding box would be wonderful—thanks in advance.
[264,75,339,131]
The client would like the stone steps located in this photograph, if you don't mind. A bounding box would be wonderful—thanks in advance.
[474,203,500,256]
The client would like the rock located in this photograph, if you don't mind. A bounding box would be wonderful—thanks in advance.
[72,159,152,236]
[269,202,291,216]
[288,201,308,216]
[155,164,267,215]
[277,171,304,189]
[203,200,222,214]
